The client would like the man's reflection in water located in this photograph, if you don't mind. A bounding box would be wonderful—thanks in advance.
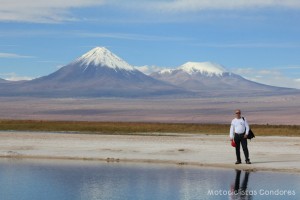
[231,170,253,200]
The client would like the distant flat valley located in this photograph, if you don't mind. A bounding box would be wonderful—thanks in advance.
[0,95,299,125]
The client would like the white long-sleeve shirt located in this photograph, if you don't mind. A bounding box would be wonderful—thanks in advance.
[229,117,250,139]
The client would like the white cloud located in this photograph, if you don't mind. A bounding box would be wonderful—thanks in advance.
[75,31,188,41]
[2,0,300,23]
[0,52,34,58]
[275,66,300,70]
[232,67,300,89]
[135,65,165,75]
[192,43,300,48]
[0,72,34,81]
[0,30,189,42]
[144,0,300,13]
[0,0,106,23]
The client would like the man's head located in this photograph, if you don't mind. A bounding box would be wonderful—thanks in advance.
[235,109,241,118]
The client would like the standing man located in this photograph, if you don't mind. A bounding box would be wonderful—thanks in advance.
[229,109,251,164]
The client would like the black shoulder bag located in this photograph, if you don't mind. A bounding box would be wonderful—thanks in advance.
[242,117,255,140]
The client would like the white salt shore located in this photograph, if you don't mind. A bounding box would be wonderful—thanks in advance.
[0,131,300,173]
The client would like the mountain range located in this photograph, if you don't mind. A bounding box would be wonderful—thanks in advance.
[0,47,298,98]
[150,62,293,97]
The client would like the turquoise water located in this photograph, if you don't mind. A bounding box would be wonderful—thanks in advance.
[0,159,299,200]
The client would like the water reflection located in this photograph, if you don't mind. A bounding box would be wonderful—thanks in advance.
[231,170,252,200]
[0,159,299,200]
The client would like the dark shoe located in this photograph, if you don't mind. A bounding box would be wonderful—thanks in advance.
[246,160,251,164]
[235,161,242,164]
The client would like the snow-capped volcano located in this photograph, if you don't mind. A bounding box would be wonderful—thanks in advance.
[150,61,290,96]
[73,47,135,71]
[5,47,185,97]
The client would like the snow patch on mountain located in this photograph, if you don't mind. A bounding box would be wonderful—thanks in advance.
[158,68,173,74]
[135,65,164,75]
[156,61,228,76]
[180,62,227,76]
[73,47,135,71]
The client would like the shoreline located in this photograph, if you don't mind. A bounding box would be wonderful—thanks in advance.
[1,131,300,173]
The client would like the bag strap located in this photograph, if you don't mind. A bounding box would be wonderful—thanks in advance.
[242,117,246,133]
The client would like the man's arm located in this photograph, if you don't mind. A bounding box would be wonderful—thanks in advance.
[229,121,234,140]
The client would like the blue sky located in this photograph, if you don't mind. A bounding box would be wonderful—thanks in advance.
[0,0,300,88]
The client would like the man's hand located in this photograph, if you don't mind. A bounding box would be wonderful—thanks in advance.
[230,138,233,141]
[244,134,248,139]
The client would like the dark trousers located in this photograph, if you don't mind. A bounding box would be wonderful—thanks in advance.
[234,133,250,162]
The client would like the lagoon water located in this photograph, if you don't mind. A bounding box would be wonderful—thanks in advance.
[0,159,299,200]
